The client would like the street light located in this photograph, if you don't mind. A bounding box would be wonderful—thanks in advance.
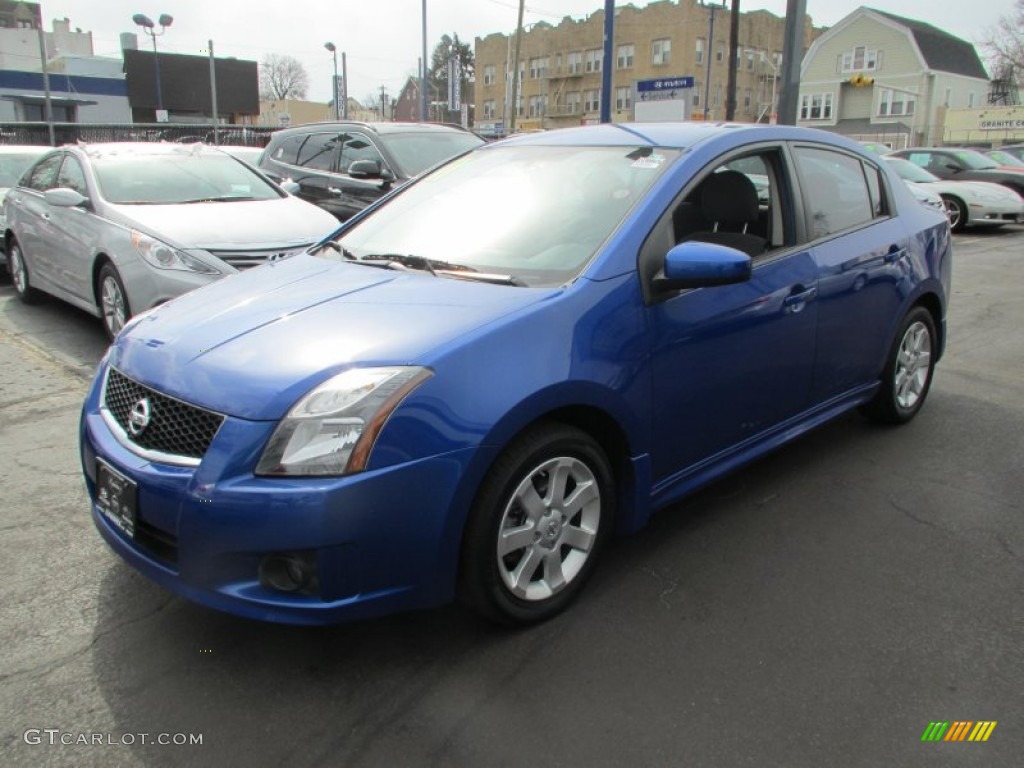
[132,12,173,119]
[699,0,725,121]
[325,42,340,120]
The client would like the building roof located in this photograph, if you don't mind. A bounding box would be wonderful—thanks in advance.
[870,9,989,80]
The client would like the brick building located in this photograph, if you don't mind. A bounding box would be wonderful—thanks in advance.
[474,0,818,134]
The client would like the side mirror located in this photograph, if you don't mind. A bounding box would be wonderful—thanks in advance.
[654,241,752,291]
[348,159,382,179]
[279,180,301,195]
[44,187,89,208]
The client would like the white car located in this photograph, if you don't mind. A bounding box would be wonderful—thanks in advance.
[885,156,1024,232]
[4,142,339,338]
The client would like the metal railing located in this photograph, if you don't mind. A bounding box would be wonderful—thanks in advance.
[0,122,276,147]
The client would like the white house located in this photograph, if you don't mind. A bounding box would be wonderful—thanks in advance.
[796,7,990,148]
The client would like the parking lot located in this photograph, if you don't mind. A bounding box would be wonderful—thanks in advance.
[1,227,1022,767]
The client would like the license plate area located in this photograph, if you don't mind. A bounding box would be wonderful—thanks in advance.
[96,459,137,539]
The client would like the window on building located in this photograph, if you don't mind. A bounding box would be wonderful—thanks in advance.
[716,43,724,63]
[840,46,881,72]
[568,51,583,74]
[483,100,495,118]
[584,90,600,112]
[585,49,602,73]
[615,86,632,111]
[714,83,721,107]
[878,88,915,117]
[483,65,496,86]
[968,92,976,107]
[616,44,635,69]
[529,57,548,79]
[652,38,671,65]
[743,89,752,111]
[747,50,756,70]
[566,91,581,113]
[695,38,705,64]
[692,82,702,107]
[799,92,834,120]
[944,88,952,107]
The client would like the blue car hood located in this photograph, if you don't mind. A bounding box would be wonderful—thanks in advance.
[109,254,555,420]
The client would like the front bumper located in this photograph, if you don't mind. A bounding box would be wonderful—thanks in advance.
[80,367,482,625]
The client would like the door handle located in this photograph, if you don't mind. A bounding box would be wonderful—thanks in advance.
[327,187,342,197]
[884,246,907,264]
[783,285,816,309]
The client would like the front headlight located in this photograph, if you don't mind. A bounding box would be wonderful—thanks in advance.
[255,366,432,477]
[131,230,219,274]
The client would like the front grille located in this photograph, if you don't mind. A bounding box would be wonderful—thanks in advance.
[103,368,224,460]
[207,245,309,270]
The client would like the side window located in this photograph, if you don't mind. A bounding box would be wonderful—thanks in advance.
[671,149,786,257]
[56,156,88,196]
[905,152,930,169]
[863,161,886,217]
[25,153,63,192]
[338,133,384,174]
[295,133,339,172]
[270,135,305,166]
[793,146,875,239]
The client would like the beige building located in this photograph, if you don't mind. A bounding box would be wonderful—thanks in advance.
[474,0,816,134]
[797,7,989,148]
[258,97,373,127]
[943,105,1024,147]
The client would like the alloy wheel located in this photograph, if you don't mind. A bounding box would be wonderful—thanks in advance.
[101,275,126,336]
[894,320,932,410]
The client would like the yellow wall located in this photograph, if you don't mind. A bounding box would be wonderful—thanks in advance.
[943,105,1024,145]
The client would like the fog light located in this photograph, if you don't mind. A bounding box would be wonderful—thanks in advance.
[259,552,316,593]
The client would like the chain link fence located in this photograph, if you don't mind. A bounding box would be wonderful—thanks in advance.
[0,122,276,147]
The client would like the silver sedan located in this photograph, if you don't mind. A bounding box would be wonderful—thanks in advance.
[3,142,339,338]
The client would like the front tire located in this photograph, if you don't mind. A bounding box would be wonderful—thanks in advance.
[459,422,615,625]
[97,262,131,340]
[7,238,41,304]
[861,306,937,424]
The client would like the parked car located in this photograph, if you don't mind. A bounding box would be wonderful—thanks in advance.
[902,178,947,215]
[989,144,1024,163]
[257,121,485,221]
[81,124,951,626]
[0,144,49,261]
[983,148,1024,168]
[884,156,1024,232]
[4,142,338,338]
[889,147,1024,198]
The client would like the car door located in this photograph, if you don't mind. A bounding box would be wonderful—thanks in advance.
[644,145,820,482]
[791,145,911,403]
[283,132,345,218]
[9,152,64,287]
[45,154,99,304]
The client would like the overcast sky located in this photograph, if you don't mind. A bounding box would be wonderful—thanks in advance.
[40,0,1014,104]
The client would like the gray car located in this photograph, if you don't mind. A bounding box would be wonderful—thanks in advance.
[3,142,339,338]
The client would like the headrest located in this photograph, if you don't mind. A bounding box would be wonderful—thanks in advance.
[700,169,760,225]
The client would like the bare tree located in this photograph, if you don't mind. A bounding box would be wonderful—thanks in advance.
[259,54,310,101]
[983,0,1024,77]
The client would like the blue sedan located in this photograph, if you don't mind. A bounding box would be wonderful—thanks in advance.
[80,124,952,625]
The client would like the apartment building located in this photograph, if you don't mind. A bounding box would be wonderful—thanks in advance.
[474,0,817,133]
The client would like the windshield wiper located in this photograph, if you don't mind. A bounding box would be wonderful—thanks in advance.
[179,196,259,203]
[435,269,526,287]
[316,241,358,260]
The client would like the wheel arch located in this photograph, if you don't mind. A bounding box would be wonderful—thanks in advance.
[912,290,945,363]
[91,252,115,309]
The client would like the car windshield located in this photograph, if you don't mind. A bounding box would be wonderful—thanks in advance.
[988,150,1024,167]
[953,150,999,170]
[886,157,940,183]
[329,144,678,287]
[378,131,486,177]
[92,150,283,204]
[0,151,45,186]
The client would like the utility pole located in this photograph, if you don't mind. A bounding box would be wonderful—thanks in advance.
[725,0,740,120]
[379,85,388,120]
[776,0,807,125]
[509,0,525,133]
[36,26,55,146]
[208,39,219,145]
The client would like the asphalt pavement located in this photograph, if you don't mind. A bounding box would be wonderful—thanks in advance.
[0,229,1021,767]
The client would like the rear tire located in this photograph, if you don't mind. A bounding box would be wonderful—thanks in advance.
[861,306,936,424]
[7,238,41,304]
[459,421,615,625]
